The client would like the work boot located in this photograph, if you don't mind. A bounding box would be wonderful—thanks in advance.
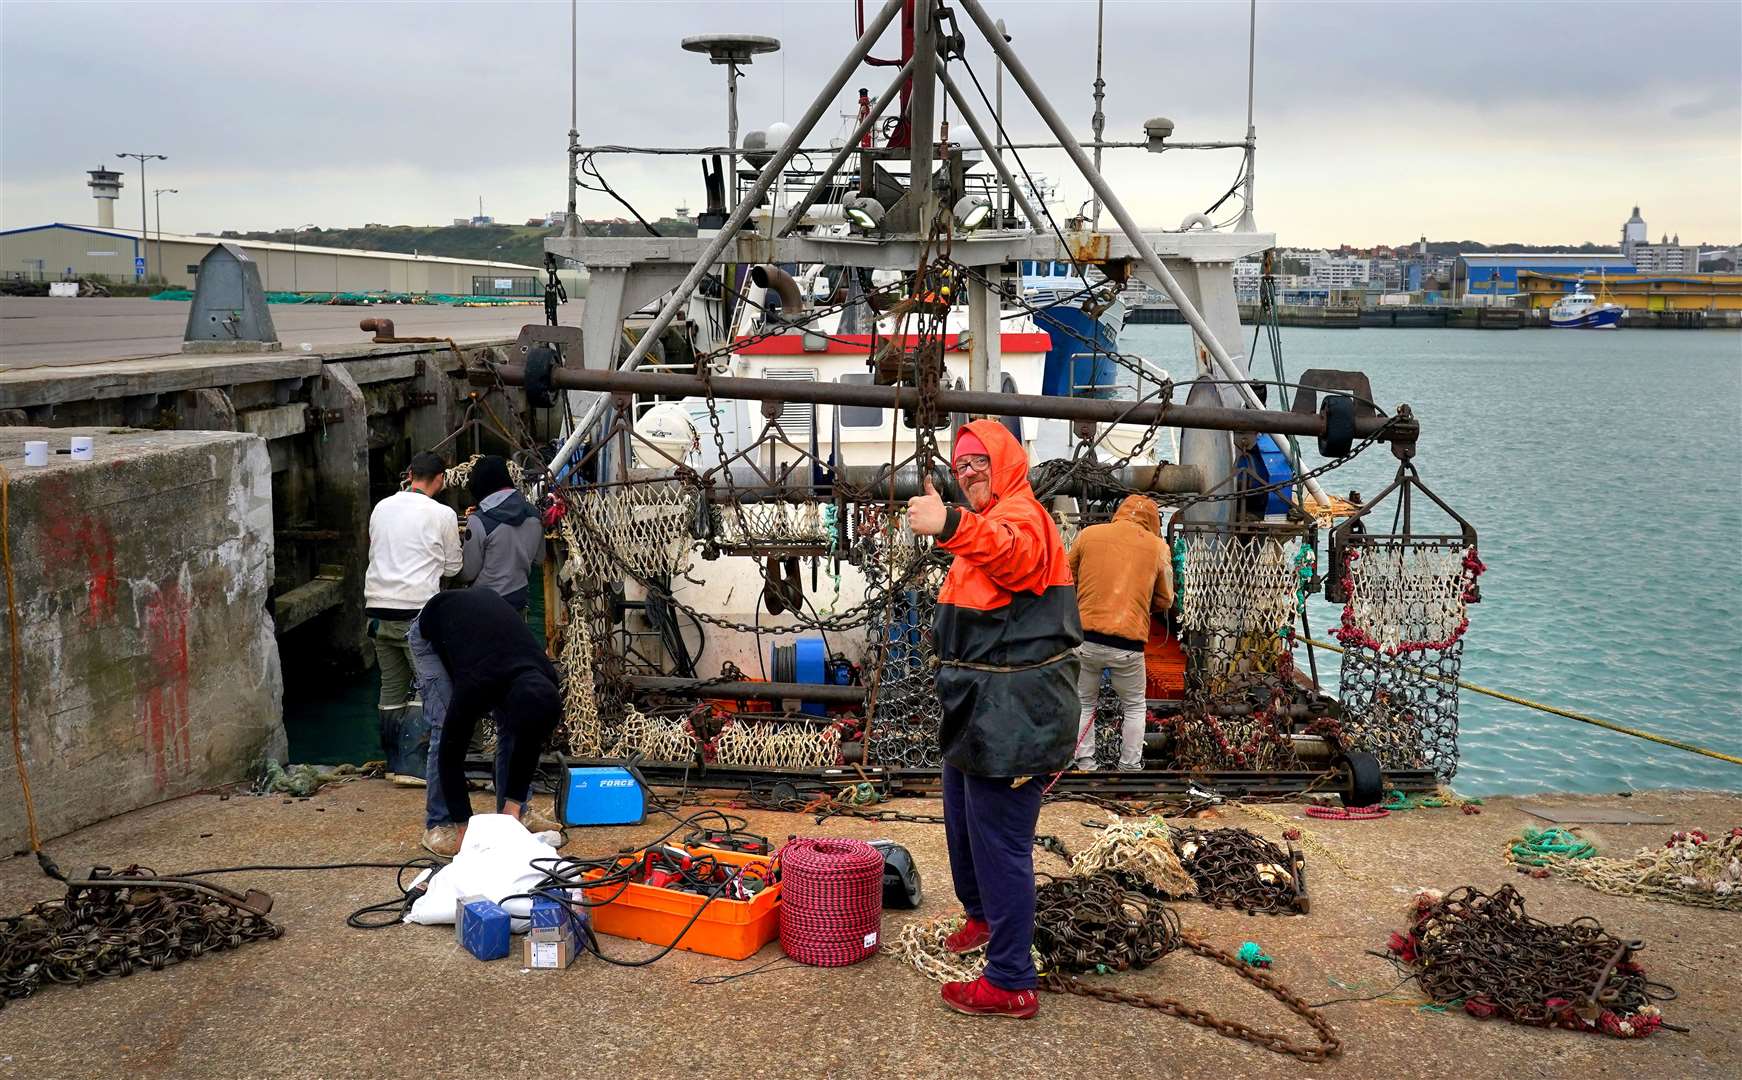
[517,802,564,834]
[944,916,990,954]
[941,976,1039,1019]
[422,824,462,859]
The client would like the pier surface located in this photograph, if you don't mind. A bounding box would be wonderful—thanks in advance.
[0,786,1735,1079]
[0,297,567,370]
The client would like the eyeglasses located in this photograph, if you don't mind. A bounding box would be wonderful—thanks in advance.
[952,454,992,479]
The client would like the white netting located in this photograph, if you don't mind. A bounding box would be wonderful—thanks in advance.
[442,454,530,494]
[565,482,697,582]
[1339,541,1471,652]
[1177,532,1306,637]
[606,706,699,763]
[711,718,844,768]
[715,501,830,546]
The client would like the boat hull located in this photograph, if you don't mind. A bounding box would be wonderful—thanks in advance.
[1549,307,1622,329]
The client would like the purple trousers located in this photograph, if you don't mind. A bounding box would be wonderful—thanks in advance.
[942,761,1044,990]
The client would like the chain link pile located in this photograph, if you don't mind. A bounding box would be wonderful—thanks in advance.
[1,870,281,1008]
[1171,826,1308,915]
[1335,539,1484,781]
[1389,885,1671,1037]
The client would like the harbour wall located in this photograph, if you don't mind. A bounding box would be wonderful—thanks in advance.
[0,428,283,851]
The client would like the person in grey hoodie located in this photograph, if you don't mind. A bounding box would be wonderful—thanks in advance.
[457,455,544,608]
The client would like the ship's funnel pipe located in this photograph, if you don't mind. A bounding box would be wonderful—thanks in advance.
[749,263,805,319]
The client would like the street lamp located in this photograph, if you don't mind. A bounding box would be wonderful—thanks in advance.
[153,189,178,284]
[117,151,166,278]
[287,223,317,293]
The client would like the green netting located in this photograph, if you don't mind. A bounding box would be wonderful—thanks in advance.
[148,289,538,307]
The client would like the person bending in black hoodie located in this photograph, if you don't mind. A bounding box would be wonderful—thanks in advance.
[415,587,562,845]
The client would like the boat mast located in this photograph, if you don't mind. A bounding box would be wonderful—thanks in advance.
[1089,0,1106,229]
[1235,0,1258,232]
[564,0,580,237]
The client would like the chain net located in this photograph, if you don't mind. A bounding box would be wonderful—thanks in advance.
[862,560,949,769]
[1171,826,1309,915]
[1389,885,1672,1037]
[1512,828,1742,912]
[713,500,831,547]
[1171,527,1314,770]
[1334,539,1485,781]
[1,870,281,1009]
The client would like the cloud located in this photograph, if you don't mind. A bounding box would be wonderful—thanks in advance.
[2,0,1737,244]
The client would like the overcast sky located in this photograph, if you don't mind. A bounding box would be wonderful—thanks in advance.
[3,1,1737,247]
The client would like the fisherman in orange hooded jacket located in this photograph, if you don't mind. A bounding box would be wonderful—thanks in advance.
[906,419,1082,1019]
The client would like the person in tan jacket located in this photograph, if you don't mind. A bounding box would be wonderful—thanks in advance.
[1066,495,1174,770]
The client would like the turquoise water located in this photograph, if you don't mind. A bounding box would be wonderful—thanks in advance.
[1124,324,1742,796]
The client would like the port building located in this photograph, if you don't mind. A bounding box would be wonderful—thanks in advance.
[1454,253,1634,299]
[1515,271,1742,314]
[0,223,542,295]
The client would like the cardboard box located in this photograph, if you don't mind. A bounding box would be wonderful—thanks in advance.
[459,897,512,961]
[524,925,579,969]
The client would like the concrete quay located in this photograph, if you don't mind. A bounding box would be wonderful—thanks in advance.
[0,428,283,852]
[0,787,1735,1079]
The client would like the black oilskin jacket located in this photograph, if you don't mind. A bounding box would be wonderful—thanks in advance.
[931,420,1082,777]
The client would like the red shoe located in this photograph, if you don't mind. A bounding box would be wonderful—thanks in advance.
[941,976,1039,1019]
[944,916,990,954]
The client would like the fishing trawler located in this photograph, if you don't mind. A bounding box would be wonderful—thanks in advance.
[485,0,1483,802]
[1548,286,1623,329]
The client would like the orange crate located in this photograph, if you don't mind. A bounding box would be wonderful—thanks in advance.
[1145,619,1187,700]
[581,845,781,961]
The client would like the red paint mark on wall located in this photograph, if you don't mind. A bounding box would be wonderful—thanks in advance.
[41,514,118,625]
[141,583,192,790]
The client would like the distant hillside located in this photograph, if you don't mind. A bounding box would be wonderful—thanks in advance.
[221,218,698,267]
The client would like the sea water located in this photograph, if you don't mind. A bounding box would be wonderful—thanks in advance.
[1123,324,1742,796]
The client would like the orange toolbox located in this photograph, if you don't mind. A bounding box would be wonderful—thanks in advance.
[582,845,781,961]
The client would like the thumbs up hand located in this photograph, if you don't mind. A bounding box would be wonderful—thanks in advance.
[906,476,949,536]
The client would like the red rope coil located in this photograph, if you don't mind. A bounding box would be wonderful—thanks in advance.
[777,837,884,967]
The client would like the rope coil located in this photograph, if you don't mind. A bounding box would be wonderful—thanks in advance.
[777,837,884,967]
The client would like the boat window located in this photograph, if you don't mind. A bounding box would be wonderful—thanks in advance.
[1053,261,1068,277]
[1022,261,1035,276]
[998,373,1022,441]
[836,373,885,428]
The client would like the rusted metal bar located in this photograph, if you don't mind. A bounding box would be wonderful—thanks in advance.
[626,675,869,705]
[481,362,1408,442]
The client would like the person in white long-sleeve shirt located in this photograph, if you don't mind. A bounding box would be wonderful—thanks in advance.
[364,451,462,771]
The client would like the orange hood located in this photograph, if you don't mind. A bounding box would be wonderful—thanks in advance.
[954,419,1032,508]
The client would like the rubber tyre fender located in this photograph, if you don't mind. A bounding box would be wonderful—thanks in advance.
[1318,393,1356,458]
[1335,750,1384,808]
[524,344,559,409]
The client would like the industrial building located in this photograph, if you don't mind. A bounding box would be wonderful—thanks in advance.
[0,223,542,295]
[1515,271,1742,314]
[1454,253,1634,299]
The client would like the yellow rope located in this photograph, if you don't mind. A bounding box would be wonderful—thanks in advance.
[1302,637,1742,767]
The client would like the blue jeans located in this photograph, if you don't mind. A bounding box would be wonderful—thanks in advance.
[942,762,1043,990]
[410,615,509,828]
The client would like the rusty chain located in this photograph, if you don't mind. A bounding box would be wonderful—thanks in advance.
[1,867,281,1008]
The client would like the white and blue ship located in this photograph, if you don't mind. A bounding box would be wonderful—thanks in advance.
[1548,288,1623,329]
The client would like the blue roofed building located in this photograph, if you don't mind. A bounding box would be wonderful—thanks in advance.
[1455,253,1634,300]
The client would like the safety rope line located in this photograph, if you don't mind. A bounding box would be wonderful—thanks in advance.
[1302,636,1742,767]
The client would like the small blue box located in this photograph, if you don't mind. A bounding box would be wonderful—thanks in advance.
[460,898,512,961]
[530,892,589,935]
[558,766,646,827]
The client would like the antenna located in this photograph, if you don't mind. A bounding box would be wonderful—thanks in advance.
[1089,0,1106,229]
[1235,0,1258,232]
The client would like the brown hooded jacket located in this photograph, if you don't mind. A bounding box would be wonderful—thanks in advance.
[1067,494,1174,650]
